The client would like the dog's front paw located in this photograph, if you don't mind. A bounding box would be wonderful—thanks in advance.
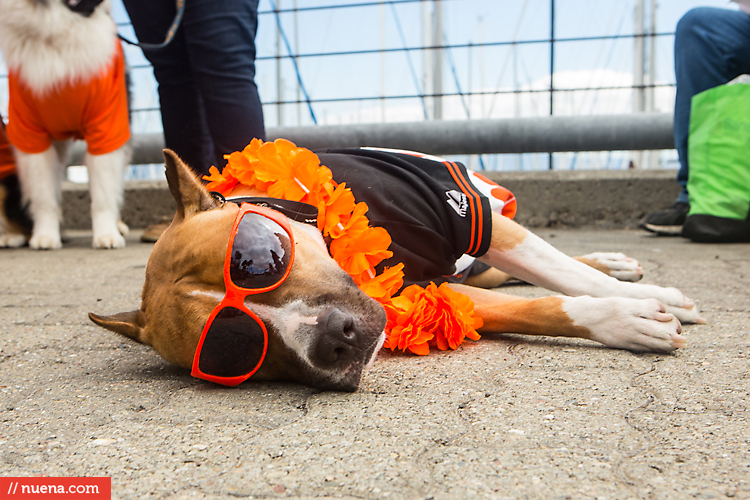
[581,252,643,282]
[29,232,62,250]
[565,296,686,353]
[0,233,27,248]
[93,231,126,249]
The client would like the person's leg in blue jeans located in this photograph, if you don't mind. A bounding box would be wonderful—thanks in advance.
[123,0,265,177]
[642,6,750,234]
[673,7,750,203]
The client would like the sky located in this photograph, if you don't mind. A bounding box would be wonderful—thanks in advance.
[0,0,741,173]
[114,0,738,171]
[110,0,737,132]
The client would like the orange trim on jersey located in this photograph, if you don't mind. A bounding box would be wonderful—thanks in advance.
[455,162,486,255]
[471,171,517,219]
[6,43,130,155]
[444,160,485,255]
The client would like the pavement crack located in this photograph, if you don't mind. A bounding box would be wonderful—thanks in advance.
[613,358,662,488]
[624,358,660,420]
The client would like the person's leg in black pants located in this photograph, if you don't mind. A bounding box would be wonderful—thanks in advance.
[123,0,266,177]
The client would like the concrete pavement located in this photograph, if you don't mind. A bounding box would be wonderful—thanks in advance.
[0,228,748,499]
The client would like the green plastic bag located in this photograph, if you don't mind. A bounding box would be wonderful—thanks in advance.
[684,82,750,243]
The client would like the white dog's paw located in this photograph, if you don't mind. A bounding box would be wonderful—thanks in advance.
[29,231,62,250]
[93,231,126,249]
[92,215,127,249]
[0,233,27,248]
[564,296,686,353]
[581,252,643,282]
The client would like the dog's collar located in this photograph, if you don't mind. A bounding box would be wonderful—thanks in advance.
[222,195,318,227]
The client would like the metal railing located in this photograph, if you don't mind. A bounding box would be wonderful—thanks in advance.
[71,112,673,165]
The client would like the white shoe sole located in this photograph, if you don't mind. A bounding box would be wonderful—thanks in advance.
[642,223,683,235]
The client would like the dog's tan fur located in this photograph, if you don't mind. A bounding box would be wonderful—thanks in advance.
[92,151,386,390]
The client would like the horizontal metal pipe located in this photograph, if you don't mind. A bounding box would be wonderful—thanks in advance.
[71,112,673,165]
[270,112,674,155]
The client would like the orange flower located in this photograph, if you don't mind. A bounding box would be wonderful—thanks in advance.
[437,283,484,333]
[223,150,256,187]
[383,285,439,355]
[430,282,482,350]
[318,183,356,237]
[358,263,404,302]
[328,202,392,277]
[241,137,264,157]
[330,224,392,278]
[382,282,482,355]
[203,165,238,193]
[245,140,314,201]
[300,165,334,208]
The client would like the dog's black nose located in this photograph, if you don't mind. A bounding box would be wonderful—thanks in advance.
[312,308,364,365]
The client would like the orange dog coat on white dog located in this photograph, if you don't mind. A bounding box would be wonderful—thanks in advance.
[6,43,130,155]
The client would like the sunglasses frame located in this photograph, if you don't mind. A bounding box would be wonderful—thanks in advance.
[191,203,296,386]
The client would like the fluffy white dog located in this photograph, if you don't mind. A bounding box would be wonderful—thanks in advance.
[0,0,130,249]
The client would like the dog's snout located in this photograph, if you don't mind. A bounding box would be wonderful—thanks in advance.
[312,308,364,365]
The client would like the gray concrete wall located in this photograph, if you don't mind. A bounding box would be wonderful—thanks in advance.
[61,168,680,230]
[486,168,680,229]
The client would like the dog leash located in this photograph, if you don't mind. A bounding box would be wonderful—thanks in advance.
[117,0,185,50]
[62,0,184,50]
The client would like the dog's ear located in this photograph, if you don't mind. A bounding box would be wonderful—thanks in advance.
[163,149,218,221]
[89,311,150,346]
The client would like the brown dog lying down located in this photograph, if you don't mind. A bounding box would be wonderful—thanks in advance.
[90,148,703,392]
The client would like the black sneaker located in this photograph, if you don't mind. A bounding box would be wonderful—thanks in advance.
[639,202,690,235]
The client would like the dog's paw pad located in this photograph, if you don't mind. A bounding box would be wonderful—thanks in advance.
[93,233,126,249]
[29,234,62,250]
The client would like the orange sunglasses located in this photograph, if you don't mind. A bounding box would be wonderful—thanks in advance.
[191,202,296,386]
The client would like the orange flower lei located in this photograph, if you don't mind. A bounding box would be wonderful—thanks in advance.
[204,138,482,355]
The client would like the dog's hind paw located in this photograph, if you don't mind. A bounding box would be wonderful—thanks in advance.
[662,293,705,325]
[580,252,643,282]
[626,284,706,325]
[93,232,126,249]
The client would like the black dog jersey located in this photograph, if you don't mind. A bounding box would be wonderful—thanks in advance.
[317,148,515,285]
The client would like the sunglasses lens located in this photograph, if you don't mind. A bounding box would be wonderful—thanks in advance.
[197,307,266,378]
[229,213,293,290]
